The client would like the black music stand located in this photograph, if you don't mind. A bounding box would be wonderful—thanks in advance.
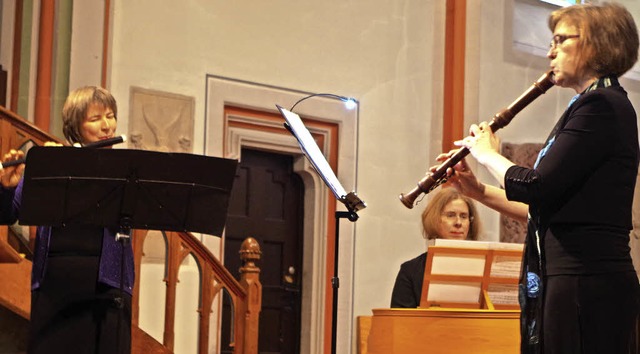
[276,105,365,354]
[18,146,237,352]
[19,146,238,236]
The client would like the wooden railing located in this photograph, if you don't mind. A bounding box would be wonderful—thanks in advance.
[131,230,262,354]
[0,105,261,353]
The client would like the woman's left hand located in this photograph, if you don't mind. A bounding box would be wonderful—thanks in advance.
[454,121,500,165]
[433,151,485,200]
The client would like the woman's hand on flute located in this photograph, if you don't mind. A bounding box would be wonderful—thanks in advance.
[454,121,501,165]
[1,149,25,188]
[44,141,63,147]
[433,151,486,201]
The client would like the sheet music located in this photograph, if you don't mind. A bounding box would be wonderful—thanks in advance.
[487,283,519,305]
[277,105,348,200]
[426,238,523,306]
[431,239,524,251]
[490,255,522,278]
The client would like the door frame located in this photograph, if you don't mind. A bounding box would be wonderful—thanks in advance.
[204,75,359,354]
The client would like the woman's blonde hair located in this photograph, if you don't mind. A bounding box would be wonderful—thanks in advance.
[421,187,480,241]
[62,86,117,145]
[549,2,639,78]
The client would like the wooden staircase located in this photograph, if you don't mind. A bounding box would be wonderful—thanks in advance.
[0,230,31,320]
[0,106,261,353]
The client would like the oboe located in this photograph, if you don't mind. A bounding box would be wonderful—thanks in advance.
[399,70,555,209]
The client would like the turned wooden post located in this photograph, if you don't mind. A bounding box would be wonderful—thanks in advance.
[239,237,262,354]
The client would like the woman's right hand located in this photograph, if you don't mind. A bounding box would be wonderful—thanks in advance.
[454,122,501,166]
[432,150,485,200]
[0,149,25,188]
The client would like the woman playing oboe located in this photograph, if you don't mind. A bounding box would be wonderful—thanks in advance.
[444,3,639,353]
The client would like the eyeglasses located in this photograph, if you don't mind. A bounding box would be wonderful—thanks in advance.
[441,212,473,222]
[549,34,580,49]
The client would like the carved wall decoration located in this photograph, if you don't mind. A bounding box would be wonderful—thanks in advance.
[129,87,195,153]
[500,142,543,243]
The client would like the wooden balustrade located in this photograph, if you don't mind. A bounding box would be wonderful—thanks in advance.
[131,230,262,354]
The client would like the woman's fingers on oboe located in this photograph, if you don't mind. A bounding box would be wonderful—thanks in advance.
[469,123,481,136]
[436,153,448,162]
[457,158,471,172]
[479,121,491,130]
[446,166,456,177]
[437,149,459,162]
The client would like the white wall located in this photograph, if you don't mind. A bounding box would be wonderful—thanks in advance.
[68,0,104,90]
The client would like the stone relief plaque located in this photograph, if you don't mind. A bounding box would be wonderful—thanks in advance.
[129,87,195,153]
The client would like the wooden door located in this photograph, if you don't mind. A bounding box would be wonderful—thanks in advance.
[222,148,304,354]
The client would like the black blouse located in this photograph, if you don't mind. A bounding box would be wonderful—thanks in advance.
[505,84,638,275]
[390,252,426,308]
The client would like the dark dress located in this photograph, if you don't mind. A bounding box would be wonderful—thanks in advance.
[11,178,134,354]
[506,77,640,353]
[390,252,427,308]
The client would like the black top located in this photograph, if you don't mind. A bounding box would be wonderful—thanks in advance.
[505,84,638,275]
[390,252,426,308]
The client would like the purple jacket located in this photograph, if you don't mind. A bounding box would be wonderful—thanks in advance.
[10,178,134,294]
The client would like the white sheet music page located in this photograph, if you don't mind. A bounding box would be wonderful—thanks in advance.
[277,106,348,200]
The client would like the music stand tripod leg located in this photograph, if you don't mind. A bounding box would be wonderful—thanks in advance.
[331,210,358,354]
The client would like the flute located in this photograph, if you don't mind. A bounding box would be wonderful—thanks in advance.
[0,134,127,169]
[399,71,555,209]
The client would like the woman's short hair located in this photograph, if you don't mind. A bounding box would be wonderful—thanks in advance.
[549,2,639,78]
[421,187,480,241]
[62,86,117,145]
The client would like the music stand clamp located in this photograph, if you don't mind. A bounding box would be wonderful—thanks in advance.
[116,218,132,242]
[342,191,365,217]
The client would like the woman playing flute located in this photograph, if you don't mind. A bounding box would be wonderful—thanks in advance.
[11,86,133,354]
